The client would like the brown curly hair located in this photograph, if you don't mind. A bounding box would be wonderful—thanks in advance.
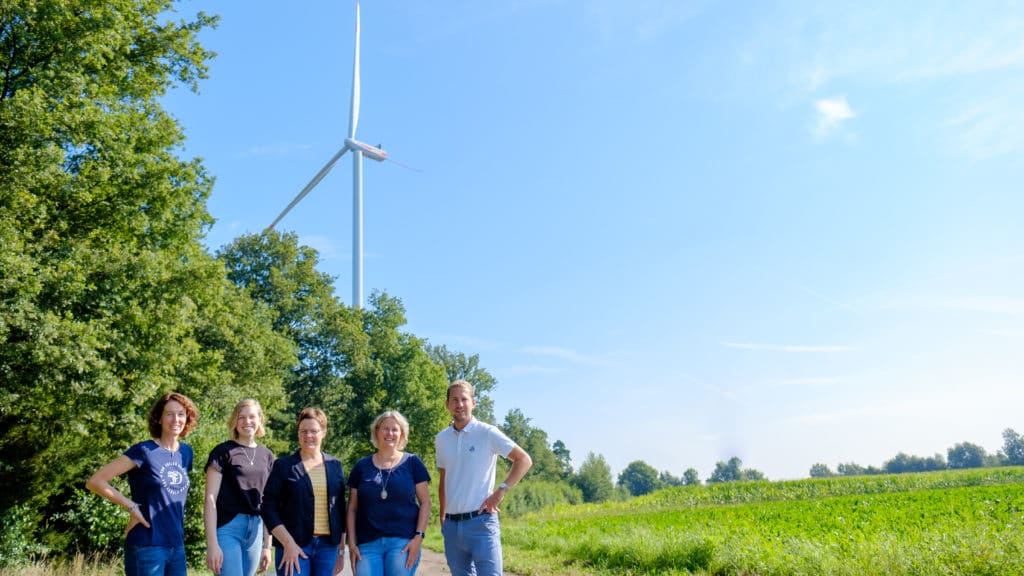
[147,392,200,439]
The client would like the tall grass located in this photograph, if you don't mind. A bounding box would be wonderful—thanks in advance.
[500,467,1024,575]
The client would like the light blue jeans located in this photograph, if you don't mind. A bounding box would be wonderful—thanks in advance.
[216,513,264,576]
[354,536,420,576]
[124,543,187,576]
[441,512,502,576]
[274,535,338,576]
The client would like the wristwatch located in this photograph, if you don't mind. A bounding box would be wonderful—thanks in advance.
[498,482,509,491]
[414,531,426,539]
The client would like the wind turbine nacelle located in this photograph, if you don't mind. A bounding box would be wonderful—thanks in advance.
[345,138,388,162]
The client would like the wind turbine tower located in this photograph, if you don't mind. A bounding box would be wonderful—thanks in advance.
[266,1,386,308]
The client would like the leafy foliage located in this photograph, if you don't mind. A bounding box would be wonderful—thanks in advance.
[617,460,662,496]
[572,452,614,503]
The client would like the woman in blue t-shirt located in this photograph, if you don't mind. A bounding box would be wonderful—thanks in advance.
[346,410,431,576]
[204,399,276,576]
[87,392,199,576]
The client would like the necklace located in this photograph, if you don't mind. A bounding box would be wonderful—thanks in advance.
[375,453,401,500]
[242,445,256,466]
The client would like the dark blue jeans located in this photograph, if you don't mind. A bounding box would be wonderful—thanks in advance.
[124,543,187,576]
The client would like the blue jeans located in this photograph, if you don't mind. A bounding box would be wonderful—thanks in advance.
[354,536,420,576]
[216,513,264,576]
[274,535,338,576]
[124,543,187,576]
[441,512,502,576]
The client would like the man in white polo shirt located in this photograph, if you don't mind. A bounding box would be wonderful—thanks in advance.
[435,380,532,576]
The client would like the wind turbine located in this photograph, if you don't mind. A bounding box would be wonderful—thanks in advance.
[266,1,386,309]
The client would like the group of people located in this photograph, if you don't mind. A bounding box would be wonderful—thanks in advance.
[86,380,532,576]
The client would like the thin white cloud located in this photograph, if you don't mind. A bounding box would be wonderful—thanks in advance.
[944,92,1024,159]
[722,341,856,353]
[813,96,856,138]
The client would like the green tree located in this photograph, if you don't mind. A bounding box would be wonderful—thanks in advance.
[617,460,663,496]
[1002,428,1024,466]
[552,439,573,478]
[837,462,866,476]
[682,467,701,486]
[500,408,562,481]
[343,293,450,465]
[425,344,495,423]
[809,463,835,478]
[572,452,614,503]
[883,452,946,474]
[218,232,366,431]
[708,457,742,483]
[659,470,684,487]
[0,1,295,560]
[708,457,765,483]
[947,442,987,469]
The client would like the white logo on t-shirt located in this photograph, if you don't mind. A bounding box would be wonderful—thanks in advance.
[159,461,190,495]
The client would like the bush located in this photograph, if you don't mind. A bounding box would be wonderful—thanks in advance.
[53,489,127,554]
[502,481,582,517]
[0,503,50,567]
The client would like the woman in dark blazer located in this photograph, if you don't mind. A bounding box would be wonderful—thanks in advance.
[261,408,347,576]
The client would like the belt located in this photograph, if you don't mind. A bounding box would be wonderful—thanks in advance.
[445,510,488,522]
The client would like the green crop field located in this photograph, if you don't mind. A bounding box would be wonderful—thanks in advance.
[499,468,1024,576]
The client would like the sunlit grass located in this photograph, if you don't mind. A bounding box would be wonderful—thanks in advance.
[500,468,1024,576]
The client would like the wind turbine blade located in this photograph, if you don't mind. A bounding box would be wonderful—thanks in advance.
[348,2,361,140]
[265,147,349,231]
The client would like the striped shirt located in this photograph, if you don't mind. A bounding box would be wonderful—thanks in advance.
[307,463,331,535]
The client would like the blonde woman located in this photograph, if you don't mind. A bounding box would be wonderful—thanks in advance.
[347,411,431,576]
[204,399,275,576]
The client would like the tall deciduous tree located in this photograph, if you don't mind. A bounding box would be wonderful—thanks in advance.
[0,0,294,556]
[501,408,562,481]
[572,452,614,503]
[218,232,366,429]
[344,292,450,464]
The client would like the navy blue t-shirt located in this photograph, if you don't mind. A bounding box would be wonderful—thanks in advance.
[349,453,430,544]
[124,440,194,546]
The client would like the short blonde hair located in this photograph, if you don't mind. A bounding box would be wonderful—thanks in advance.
[228,399,267,440]
[370,410,410,450]
[447,379,475,401]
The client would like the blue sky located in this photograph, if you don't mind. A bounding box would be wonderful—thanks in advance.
[165,1,1024,480]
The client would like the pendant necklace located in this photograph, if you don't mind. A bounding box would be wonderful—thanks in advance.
[242,445,256,466]
[376,454,399,500]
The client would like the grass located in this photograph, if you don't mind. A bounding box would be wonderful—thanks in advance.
[499,467,1024,576]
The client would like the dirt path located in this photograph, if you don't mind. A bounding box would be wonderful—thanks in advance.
[336,545,513,576]
[415,548,451,575]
